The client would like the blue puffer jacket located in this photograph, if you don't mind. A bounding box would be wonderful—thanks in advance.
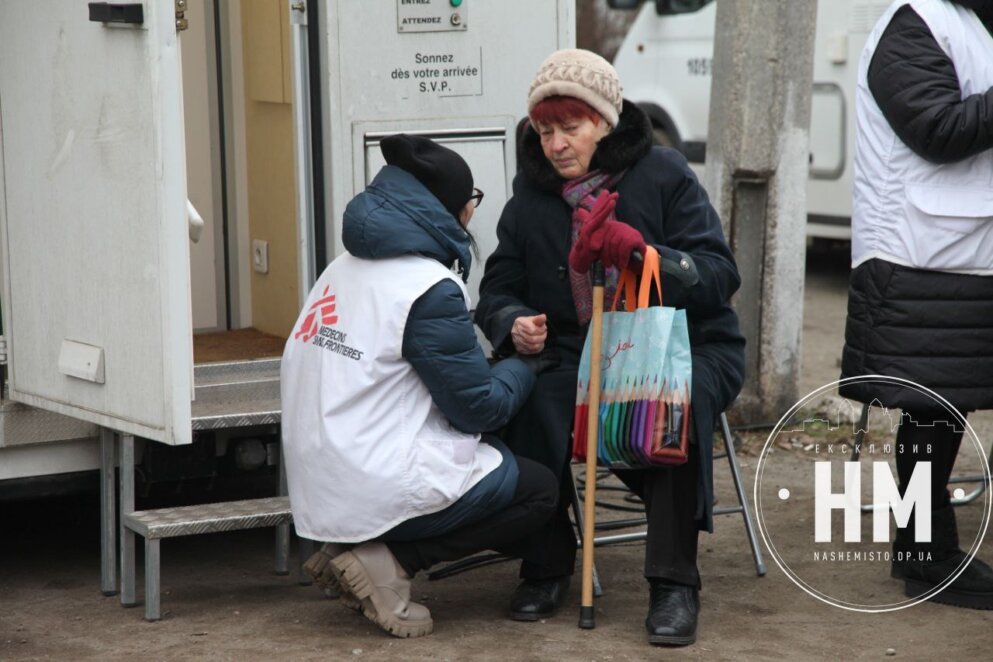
[342,164,536,435]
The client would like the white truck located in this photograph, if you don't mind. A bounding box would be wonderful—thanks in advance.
[0,0,574,497]
[608,0,893,239]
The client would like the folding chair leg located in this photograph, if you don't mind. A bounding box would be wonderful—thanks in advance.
[720,413,767,577]
[851,402,870,462]
[949,434,992,505]
[853,401,990,508]
[950,480,987,505]
[570,471,603,597]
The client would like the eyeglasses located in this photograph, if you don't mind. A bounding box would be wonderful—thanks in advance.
[469,188,484,208]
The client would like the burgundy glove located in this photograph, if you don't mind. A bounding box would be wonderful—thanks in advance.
[568,191,618,273]
[599,220,647,271]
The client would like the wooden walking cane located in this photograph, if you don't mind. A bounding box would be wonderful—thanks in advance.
[579,261,605,629]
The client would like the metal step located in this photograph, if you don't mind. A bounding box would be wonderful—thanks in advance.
[123,496,291,539]
[191,358,281,431]
[194,357,280,384]
[119,490,295,621]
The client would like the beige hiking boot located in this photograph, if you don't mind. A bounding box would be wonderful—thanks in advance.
[331,542,433,638]
[303,543,361,611]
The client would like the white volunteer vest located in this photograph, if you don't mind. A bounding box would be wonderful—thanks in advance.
[852,0,993,273]
[280,253,501,542]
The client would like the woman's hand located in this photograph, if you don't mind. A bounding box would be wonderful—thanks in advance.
[599,221,646,271]
[511,314,547,355]
[568,191,647,272]
[569,192,618,273]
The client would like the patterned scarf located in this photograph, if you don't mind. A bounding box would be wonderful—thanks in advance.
[562,170,625,325]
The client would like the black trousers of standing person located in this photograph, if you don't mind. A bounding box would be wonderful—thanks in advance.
[385,455,560,577]
[895,409,967,511]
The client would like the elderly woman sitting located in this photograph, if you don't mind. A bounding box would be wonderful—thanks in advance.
[475,49,745,646]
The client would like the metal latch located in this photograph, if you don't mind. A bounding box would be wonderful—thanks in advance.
[175,0,188,32]
[0,335,7,366]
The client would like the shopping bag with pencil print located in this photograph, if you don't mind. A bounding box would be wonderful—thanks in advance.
[572,246,692,468]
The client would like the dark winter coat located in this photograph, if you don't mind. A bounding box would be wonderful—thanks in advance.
[343,165,537,434]
[475,101,745,530]
[840,0,993,411]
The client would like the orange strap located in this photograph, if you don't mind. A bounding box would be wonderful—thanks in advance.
[610,245,663,311]
[611,267,638,312]
[638,245,662,308]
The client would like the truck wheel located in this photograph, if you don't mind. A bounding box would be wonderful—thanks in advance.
[635,103,683,152]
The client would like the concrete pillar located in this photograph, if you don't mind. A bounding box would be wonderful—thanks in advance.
[703,0,817,423]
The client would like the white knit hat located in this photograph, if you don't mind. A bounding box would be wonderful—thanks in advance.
[527,49,623,128]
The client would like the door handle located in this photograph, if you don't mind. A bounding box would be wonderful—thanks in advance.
[187,200,204,244]
[88,3,144,25]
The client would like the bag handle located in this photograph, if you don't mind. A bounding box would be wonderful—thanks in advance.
[638,245,662,308]
[611,267,638,312]
[609,245,664,312]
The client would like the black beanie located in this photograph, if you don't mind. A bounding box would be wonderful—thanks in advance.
[380,134,474,219]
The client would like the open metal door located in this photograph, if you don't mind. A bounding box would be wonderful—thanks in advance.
[0,1,193,445]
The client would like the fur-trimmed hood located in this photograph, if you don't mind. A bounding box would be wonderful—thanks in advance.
[517,99,654,193]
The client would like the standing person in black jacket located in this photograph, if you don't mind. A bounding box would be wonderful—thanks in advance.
[475,49,745,646]
[840,0,993,609]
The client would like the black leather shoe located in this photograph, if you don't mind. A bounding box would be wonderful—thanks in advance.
[510,576,571,621]
[893,550,993,609]
[645,580,698,646]
[892,505,993,609]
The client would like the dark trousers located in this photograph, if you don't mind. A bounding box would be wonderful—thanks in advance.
[895,409,966,510]
[386,456,559,577]
[511,447,702,587]
[503,362,703,587]
[614,445,701,587]
[379,438,519,542]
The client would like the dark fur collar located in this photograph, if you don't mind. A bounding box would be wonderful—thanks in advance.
[517,99,653,193]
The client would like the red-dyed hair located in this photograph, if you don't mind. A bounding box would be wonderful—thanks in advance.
[529,95,603,127]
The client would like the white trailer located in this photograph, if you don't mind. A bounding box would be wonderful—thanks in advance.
[0,1,573,497]
[1,0,576,615]
[608,0,893,239]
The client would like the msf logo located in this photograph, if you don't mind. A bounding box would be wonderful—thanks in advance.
[814,461,931,543]
[294,285,338,344]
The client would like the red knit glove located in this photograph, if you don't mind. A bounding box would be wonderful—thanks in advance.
[599,220,647,271]
[568,191,618,273]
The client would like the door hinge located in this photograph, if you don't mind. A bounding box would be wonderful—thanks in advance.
[175,0,189,32]
[0,335,7,365]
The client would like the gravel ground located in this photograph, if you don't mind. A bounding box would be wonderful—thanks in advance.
[1,244,990,660]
